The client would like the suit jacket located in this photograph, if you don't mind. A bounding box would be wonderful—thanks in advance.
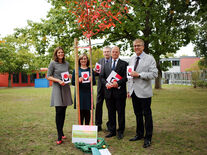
[96,58,111,94]
[101,58,128,99]
[127,52,158,98]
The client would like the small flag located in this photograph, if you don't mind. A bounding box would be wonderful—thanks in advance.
[81,71,90,83]
[61,71,71,84]
[94,63,101,73]
[127,66,134,79]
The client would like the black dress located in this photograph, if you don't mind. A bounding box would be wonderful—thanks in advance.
[72,67,96,110]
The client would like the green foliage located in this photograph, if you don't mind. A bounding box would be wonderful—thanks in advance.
[90,48,104,68]
[193,0,207,59]
[0,35,36,74]
[198,58,207,68]
[1,0,204,89]
[197,80,207,88]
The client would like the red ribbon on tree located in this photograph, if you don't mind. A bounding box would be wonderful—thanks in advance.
[66,0,128,38]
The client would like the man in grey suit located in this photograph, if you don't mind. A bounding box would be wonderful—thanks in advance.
[128,39,158,148]
[95,47,111,132]
[101,46,128,140]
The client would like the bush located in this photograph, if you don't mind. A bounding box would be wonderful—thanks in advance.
[197,80,207,88]
[197,80,204,88]
[204,81,207,88]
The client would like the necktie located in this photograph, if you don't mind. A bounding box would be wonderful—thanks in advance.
[112,59,116,70]
[105,59,108,64]
[134,57,140,70]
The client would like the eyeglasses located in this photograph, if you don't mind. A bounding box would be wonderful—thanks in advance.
[80,58,87,60]
[133,45,143,48]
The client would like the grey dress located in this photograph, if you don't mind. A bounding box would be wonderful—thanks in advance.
[47,60,73,107]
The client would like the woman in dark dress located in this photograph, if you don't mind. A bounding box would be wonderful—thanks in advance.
[47,47,73,145]
[72,53,96,125]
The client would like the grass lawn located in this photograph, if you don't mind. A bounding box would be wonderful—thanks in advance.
[0,85,207,155]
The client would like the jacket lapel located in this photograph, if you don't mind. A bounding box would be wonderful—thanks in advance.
[115,59,121,72]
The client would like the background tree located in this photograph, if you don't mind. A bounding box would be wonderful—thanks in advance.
[10,0,202,89]
[95,0,198,88]
[193,0,207,68]
[0,35,36,87]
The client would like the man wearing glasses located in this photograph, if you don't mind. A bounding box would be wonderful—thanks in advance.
[127,39,158,148]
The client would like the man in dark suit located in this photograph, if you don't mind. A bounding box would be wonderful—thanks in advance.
[95,46,111,132]
[128,39,158,148]
[101,46,128,140]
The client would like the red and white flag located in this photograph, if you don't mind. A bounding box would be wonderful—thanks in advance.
[127,66,134,79]
[81,71,90,83]
[106,70,122,83]
[61,71,71,84]
[94,63,101,73]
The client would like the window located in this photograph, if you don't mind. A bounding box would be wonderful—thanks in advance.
[13,73,19,83]
[30,73,37,83]
[172,61,180,66]
[21,73,28,83]
[39,72,46,78]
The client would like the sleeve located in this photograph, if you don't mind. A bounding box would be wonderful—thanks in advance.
[92,70,96,85]
[100,64,107,86]
[139,56,158,80]
[117,61,128,86]
[67,62,70,72]
[47,61,54,77]
[72,69,75,86]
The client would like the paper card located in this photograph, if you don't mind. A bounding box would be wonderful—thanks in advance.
[61,71,71,84]
[127,66,134,79]
[81,71,90,83]
[72,125,97,144]
[106,70,122,83]
[99,149,111,155]
[94,63,101,73]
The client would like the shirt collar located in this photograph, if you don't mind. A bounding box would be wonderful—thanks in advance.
[138,52,145,59]
[112,58,119,62]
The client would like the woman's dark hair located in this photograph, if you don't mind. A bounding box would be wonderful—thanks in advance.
[53,47,65,63]
[78,53,89,67]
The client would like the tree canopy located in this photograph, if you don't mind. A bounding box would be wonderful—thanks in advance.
[0,0,204,88]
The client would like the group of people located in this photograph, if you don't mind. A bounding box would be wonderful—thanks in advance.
[47,39,158,148]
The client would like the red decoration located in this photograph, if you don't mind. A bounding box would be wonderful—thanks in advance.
[64,74,68,78]
[96,65,100,69]
[128,68,132,72]
[66,0,129,38]
[83,73,88,78]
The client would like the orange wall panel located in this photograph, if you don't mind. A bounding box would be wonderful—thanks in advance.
[0,73,9,87]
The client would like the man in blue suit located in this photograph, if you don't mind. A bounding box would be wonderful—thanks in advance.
[128,39,158,148]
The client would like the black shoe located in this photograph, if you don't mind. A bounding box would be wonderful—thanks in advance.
[129,135,143,141]
[117,133,124,140]
[143,139,151,148]
[105,132,116,138]
[98,126,102,132]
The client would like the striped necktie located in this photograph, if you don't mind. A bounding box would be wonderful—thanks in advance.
[134,57,140,70]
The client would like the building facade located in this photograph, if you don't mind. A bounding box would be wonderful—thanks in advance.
[0,68,52,87]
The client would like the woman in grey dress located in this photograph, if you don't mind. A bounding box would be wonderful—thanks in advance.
[47,47,73,145]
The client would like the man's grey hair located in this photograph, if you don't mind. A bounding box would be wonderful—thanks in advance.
[133,39,145,46]
[103,46,112,52]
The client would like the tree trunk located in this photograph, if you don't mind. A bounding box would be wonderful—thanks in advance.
[8,73,12,87]
[155,64,162,89]
[74,38,81,125]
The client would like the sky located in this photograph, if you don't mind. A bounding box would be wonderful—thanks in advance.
[0,0,196,57]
